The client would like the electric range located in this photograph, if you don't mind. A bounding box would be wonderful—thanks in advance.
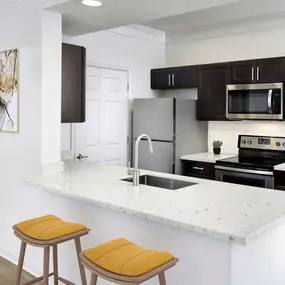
[215,135,285,189]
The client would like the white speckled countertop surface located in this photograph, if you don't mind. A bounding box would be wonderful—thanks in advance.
[274,163,285,171]
[25,161,285,246]
[181,152,236,163]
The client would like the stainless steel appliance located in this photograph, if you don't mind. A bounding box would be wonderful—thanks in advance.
[132,98,208,174]
[226,83,283,120]
[215,135,285,189]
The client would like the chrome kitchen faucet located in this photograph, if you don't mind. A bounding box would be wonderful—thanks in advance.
[128,134,154,186]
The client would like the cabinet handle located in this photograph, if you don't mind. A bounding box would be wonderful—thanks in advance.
[168,74,171,86]
[252,67,255,81]
[257,67,260,81]
[193,167,204,170]
[172,74,175,86]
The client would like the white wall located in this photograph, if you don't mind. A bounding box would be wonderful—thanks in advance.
[62,25,165,153]
[0,1,63,275]
[166,26,285,153]
[0,0,42,267]
[71,25,165,99]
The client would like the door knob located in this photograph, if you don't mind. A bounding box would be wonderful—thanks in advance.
[76,154,88,160]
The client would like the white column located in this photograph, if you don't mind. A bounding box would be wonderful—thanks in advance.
[41,10,62,167]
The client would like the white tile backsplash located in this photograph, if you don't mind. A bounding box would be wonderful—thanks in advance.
[208,121,285,154]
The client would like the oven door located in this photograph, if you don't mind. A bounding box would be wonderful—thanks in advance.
[226,83,283,120]
[215,166,274,189]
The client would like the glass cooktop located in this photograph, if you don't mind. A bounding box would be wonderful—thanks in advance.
[216,155,284,171]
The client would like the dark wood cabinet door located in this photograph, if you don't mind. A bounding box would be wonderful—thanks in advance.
[256,57,285,83]
[230,60,256,84]
[151,66,198,89]
[197,63,229,121]
[174,66,198,88]
[274,171,285,190]
[151,68,173,89]
[62,43,86,123]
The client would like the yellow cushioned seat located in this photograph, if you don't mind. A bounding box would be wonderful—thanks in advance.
[16,215,87,241]
[83,238,174,277]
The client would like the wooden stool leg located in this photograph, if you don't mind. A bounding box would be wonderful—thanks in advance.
[90,274,98,285]
[16,241,27,285]
[158,272,166,285]
[53,245,59,285]
[75,237,87,285]
[43,247,50,285]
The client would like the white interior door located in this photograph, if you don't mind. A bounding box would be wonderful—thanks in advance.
[75,66,129,166]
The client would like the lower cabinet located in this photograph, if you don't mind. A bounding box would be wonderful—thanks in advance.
[274,171,285,191]
[182,160,215,180]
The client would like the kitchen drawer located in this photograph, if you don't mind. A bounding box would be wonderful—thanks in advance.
[182,160,215,180]
[274,170,285,190]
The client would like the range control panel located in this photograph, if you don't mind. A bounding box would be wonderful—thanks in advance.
[239,135,285,151]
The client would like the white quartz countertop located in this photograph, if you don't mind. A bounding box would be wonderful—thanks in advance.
[181,152,236,163]
[274,163,285,171]
[25,162,285,246]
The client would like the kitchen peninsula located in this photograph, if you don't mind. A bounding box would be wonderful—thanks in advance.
[25,161,285,285]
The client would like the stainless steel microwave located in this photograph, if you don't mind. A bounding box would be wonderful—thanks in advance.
[226,83,283,120]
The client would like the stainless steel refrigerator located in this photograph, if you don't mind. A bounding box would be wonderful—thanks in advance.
[132,98,208,174]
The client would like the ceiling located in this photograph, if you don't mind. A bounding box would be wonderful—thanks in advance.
[47,0,247,36]
[0,0,18,8]
[143,0,285,35]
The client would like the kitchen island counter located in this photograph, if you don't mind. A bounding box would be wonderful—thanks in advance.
[24,161,285,285]
[25,162,285,246]
[274,162,285,171]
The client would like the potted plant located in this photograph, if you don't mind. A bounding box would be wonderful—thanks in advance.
[212,140,223,155]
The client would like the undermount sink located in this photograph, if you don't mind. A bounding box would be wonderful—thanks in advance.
[122,175,197,190]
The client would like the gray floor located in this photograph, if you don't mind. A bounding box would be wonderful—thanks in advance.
[0,256,41,285]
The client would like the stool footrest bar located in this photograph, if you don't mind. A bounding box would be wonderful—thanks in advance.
[22,272,54,285]
[58,276,76,285]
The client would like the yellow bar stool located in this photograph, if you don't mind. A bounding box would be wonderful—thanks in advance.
[79,238,179,285]
[13,215,90,285]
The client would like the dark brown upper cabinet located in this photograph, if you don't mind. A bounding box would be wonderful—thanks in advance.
[256,57,285,83]
[61,43,86,123]
[151,65,198,90]
[230,60,256,84]
[197,63,229,121]
[151,68,174,90]
[175,66,198,88]
[230,57,285,84]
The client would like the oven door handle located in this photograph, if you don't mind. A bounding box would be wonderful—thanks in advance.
[268,89,273,114]
[215,165,274,176]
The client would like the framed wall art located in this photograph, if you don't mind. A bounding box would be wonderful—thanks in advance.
[0,49,19,132]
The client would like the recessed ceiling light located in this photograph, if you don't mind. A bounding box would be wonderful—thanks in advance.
[82,0,103,7]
